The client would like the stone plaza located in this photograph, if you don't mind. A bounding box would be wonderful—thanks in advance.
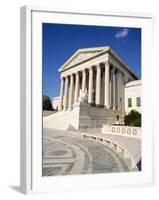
[43,128,135,176]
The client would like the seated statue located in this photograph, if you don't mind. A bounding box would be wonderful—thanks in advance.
[79,88,88,103]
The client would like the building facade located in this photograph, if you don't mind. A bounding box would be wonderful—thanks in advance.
[53,80,142,114]
[59,47,137,111]
[52,96,60,110]
[46,47,140,130]
[125,80,142,114]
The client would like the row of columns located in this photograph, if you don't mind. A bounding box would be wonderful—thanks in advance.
[59,62,124,111]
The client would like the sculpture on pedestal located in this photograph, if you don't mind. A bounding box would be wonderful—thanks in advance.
[78,88,88,103]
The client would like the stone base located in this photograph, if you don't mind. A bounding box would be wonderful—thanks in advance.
[43,102,125,131]
[78,102,125,129]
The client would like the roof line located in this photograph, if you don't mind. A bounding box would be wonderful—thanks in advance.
[58,46,139,80]
[108,48,138,79]
[58,46,109,72]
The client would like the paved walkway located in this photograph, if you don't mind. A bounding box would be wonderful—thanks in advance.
[43,128,132,176]
[79,128,141,167]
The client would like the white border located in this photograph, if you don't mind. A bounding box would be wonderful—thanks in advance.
[20,6,154,194]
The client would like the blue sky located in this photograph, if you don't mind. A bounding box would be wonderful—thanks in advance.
[42,23,141,99]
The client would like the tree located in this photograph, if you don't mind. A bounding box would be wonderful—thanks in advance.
[124,110,141,127]
[43,95,53,110]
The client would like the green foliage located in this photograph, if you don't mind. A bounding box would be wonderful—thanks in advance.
[43,95,53,110]
[124,110,141,127]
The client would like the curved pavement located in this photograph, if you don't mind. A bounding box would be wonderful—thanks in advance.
[42,128,130,176]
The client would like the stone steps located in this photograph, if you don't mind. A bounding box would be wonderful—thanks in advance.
[43,110,79,130]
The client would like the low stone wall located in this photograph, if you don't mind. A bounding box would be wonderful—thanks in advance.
[81,132,139,170]
[101,125,141,139]
[43,110,56,116]
[43,103,126,130]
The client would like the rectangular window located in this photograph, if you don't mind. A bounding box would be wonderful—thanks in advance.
[128,98,132,107]
[136,97,141,107]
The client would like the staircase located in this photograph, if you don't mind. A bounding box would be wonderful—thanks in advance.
[43,109,79,130]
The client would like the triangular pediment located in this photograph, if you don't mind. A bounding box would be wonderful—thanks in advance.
[59,47,109,72]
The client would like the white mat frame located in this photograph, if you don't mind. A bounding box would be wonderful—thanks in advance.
[20,6,154,194]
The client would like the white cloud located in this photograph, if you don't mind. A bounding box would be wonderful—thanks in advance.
[115,28,129,38]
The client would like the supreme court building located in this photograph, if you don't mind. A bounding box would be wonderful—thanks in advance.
[46,46,140,130]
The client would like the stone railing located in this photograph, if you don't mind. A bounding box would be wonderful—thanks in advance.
[81,132,139,170]
[101,125,141,139]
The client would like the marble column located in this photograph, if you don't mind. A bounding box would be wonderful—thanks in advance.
[74,72,79,104]
[63,76,69,111]
[112,67,116,110]
[95,64,101,106]
[121,73,125,112]
[82,69,86,92]
[68,74,73,110]
[104,61,110,108]
[59,77,64,111]
[109,69,112,109]
[88,67,93,104]
[110,68,113,109]
[118,71,122,111]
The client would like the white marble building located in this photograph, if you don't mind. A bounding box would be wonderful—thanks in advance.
[52,96,60,110]
[46,46,141,130]
[53,76,142,115]
[125,80,142,114]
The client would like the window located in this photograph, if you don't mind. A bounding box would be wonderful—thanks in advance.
[128,98,132,107]
[136,97,141,107]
